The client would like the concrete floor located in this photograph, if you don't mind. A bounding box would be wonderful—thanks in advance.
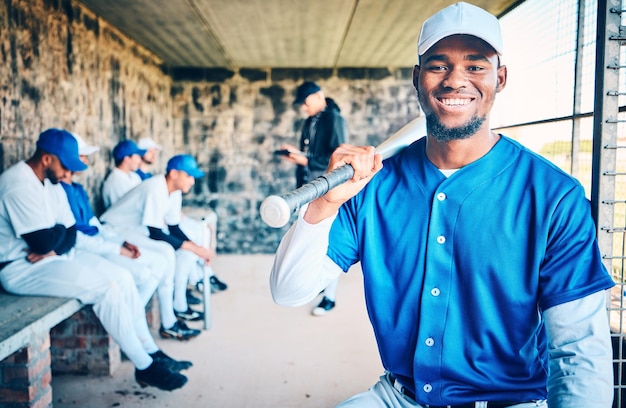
[51,254,384,408]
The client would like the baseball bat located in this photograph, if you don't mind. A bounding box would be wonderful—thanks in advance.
[200,217,212,330]
[260,115,426,228]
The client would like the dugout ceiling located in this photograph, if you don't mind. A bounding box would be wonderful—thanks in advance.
[76,0,522,70]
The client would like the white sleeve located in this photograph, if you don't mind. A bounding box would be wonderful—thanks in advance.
[75,230,121,256]
[270,205,343,307]
[102,171,139,209]
[93,218,125,246]
[544,290,614,407]
[101,175,115,209]
[164,191,182,226]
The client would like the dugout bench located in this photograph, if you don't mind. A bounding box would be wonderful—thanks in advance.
[0,288,108,408]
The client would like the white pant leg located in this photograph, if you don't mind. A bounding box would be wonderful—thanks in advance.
[336,373,415,408]
[102,252,159,306]
[336,373,549,408]
[0,253,155,369]
[121,232,178,329]
[173,248,200,311]
[179,214,215,281]
[323,276,340,301]
[179,215,203,243]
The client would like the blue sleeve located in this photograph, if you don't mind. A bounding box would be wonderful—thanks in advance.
[539,184,614,310]
[327,198,361,272]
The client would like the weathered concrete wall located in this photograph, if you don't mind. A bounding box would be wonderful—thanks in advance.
[0,0,422,254]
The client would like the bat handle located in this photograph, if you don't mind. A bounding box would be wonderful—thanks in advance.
[260,164,355,227]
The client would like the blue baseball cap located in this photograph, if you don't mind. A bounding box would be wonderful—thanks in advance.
[36,128,88,172]
[112,140,147,161]
[293,81,321,105]
[166,154,205,178]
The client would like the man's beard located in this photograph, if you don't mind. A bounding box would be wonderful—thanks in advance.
[45,168,59,184]
[425,112,486,142]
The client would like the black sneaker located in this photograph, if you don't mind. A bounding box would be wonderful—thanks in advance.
[209,275,228,292]
[186,288,202,305]
[135,360,187,391]
[174,307,204,321]
[159,320,201,340]
[150,350,193,372]
[312,296,336,316]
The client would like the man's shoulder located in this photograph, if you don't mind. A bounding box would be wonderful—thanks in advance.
[124,173,164,196]
[0,162,32,192]
[105,167,125,180]
[501,136,577,181]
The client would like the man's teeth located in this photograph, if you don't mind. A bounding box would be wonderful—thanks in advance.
[441,98,470,106]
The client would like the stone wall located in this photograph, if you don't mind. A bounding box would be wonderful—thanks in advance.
[171,68,421,253]
[0,0,173,215]
[0,0,423,254]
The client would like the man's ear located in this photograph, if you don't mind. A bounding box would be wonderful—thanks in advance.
[169,169,181,180]
[412,65,420,90]
[41,153,53,167]
[496,64,507,93]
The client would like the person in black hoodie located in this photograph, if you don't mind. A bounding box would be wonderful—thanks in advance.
[281,81,348,188]
[279,81,348,316]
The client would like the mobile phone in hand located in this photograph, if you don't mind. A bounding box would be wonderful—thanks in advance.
[274,149,305,156]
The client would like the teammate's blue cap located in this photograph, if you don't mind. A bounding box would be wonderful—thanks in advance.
[166,154,205,178]
[112,140,147,161]
[293,81,321,105]
[36,128,88,172]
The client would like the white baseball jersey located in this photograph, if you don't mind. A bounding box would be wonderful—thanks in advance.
[101,167,142,209]
[100,174,181,234]
[0,162,160,371]
[0,161,75,262]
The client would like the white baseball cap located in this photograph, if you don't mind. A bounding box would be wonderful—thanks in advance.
[71,132,100,156]
[418,2,503,56]
[138,137,163,151]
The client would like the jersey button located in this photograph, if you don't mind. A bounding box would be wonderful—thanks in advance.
[431,288,440,297]
[425,337,434,347]
[436,192,446,201]
[437,235,446,244]
[423,383,433,393]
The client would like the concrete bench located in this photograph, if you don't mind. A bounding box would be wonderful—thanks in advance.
[0,290,119,408]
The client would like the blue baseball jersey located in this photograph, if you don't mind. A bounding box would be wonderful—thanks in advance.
[327,136,614,406]
[61,181,98,236]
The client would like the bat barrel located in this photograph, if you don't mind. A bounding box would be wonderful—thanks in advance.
[260,164,355,228]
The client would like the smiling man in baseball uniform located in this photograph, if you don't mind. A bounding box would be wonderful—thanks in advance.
[270,3,614,407]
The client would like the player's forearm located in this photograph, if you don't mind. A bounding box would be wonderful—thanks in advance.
[270,206,342,306]
[303,197,343,224]
[544,290,613,407]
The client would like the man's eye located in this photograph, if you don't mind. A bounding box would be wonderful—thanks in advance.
[468,66,485,71]
[428,66,447,71]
